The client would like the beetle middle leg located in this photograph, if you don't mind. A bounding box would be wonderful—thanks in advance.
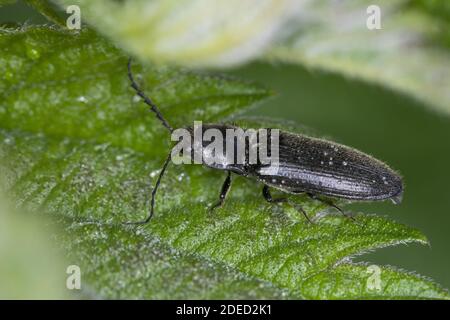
[209,171,232,212]
[263,185,312,223]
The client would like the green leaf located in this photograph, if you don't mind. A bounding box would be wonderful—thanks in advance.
[24,0,66,27]
[301,263,450,300]
[412,0,450,48]
[0,26,448,299]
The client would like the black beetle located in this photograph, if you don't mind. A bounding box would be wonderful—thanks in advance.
[126,59,403,224]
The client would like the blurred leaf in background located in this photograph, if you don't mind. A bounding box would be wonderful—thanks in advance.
[267,0,450,115]
[53,0,301,68]
[0,195,69,299]
[52,0,450,116]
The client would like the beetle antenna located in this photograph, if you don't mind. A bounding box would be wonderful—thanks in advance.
[125,152,172,225]
[127,58,174,133]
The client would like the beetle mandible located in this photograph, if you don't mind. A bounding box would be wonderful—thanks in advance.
[126,59,403,224]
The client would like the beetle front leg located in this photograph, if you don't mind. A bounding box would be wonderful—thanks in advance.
[209,171,232,212]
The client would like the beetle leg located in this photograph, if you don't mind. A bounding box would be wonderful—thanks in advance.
[125,152,172,225]
[294,204,313,224]
[209,171,232,212]
[262,185,288,203]
[307,193,356,222]
[263,186,313,223]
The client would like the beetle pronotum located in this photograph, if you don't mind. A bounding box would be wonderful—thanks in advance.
[126,59,403,225]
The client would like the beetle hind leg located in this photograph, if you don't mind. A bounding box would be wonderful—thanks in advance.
[209,171,232,212]
[307,193,356,222]
[263,185,313,223]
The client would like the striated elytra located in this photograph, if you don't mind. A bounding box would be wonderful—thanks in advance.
[193,124,403,204]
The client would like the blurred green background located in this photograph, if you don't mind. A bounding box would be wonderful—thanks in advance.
[1,1,449,290]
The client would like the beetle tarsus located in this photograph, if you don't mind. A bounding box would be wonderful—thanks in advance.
[209,171,232,212]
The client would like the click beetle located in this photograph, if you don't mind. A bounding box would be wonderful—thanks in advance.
[126,59,403,224]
